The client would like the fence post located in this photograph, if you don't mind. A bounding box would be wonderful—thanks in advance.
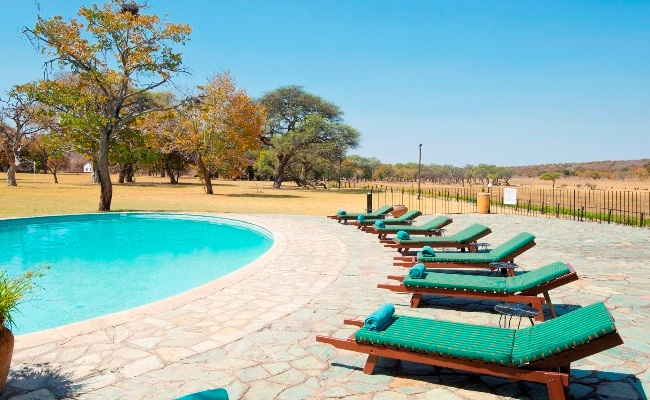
[641,213,644,228]
[366,191,372,213]
[527,200,531,213]
[608,209,612,224]
[556,203,560,218]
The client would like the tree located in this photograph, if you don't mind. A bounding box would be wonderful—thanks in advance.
[176,72,265,194]
[286,117,359,186]
[30,132,70,183]
[0,90,47,186]
[539,171,562,188]
[22,1,191,210]
[259,86,356,189]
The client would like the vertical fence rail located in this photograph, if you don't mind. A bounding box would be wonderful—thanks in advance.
[360,183,649,228]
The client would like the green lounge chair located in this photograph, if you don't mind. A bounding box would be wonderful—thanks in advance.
[363,215,454,240]
[349,210,422,229]
[394,232,536,276]
[316,302,623,400]
[384,223,491,254]
[379,262,578,320]
[327,205,394,224]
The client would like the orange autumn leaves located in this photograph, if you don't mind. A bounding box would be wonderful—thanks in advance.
[145,72,265,194]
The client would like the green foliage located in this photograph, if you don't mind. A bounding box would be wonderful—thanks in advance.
[0,267,48,329]
[259,86,359,188]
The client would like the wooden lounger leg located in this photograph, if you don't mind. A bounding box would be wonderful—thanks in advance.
[544,370,570,400]
[411,293,423,308]
[363,354,379,374]
[543,291,557,318]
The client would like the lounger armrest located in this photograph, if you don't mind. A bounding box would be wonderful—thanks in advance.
[344,319,365,327]
[387,275,405,282]
[566,263,576,273]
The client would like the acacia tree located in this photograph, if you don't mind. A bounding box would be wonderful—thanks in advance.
[540,171,562,188]
[176,73,265,194]
[0,90,47,186]
[21,1,191,210]
[259,86,349,189]
[283,116,359,186]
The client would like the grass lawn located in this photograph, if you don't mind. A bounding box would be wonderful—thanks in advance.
[0,172,372,218]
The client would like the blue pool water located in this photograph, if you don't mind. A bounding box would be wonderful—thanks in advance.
[0,213,273,334]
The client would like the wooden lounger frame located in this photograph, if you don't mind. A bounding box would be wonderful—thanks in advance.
[392,240,537,277]
[362,218,454,240]
[384,226,492,254]
[348,215,422,230]
[316,318,623,400]
[377,264,578,321]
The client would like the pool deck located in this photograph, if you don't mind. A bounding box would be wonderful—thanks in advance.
[2,213,649,399]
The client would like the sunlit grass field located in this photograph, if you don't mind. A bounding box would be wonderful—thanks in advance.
[0,172,371,218]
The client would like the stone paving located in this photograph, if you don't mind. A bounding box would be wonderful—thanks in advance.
[1,213,649,399]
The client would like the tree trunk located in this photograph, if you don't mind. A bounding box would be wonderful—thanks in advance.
[48,165,59,184]
[273,154,291,189]
[125,164,134,182]
[165,163,178,184]
[3,143,17,186]
[196,156,213,194]
[118,163,134,183]
[97,130,113,211]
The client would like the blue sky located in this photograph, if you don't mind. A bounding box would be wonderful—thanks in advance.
[1,1,648,166]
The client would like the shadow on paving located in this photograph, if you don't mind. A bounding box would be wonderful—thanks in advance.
[332,360,646,399]
[0,363,80,400]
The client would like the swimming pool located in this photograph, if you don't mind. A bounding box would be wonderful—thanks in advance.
[1,213,273,334]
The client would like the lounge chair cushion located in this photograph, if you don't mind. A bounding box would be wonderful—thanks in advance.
[416,232,534,263]
[395,223,489,244]
[505,262,571,293]
[355,315,516,365]
[402,262,570,294]
[417,251,496,263]
[511,302,616,366]
[375,216,451,232]
[355,302,616,367]
[488,233,535,260]
[404,271,507,292]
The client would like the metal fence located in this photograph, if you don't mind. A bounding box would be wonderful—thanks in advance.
[354,184,650,228]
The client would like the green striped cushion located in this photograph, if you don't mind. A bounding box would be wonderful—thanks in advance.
[394,223,488,244]
[511,302,616,366]
[417,251,496,263]
[361,210,421,224]
[505,262,571,293]
[379,216,451,232]
[403,272,508,293]
[445,224,490,242]
[336,205,393,218]
[355,315,515,365]
[489,233,535,259]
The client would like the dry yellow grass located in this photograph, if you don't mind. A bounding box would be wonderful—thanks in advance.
[0,172,372,218]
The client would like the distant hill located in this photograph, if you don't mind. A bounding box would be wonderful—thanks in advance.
[511,159,650,179]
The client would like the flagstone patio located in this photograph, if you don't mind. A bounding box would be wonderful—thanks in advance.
[2,213,648,399]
